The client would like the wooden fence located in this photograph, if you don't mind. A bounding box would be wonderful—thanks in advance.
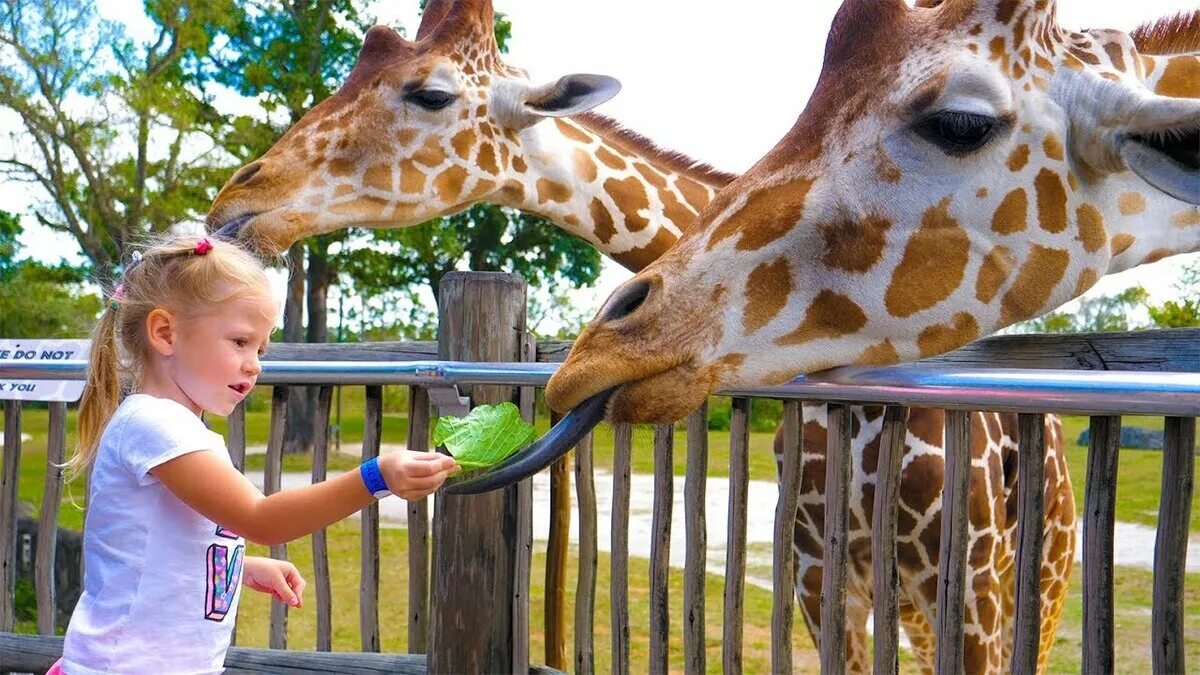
[2,271,1199,673]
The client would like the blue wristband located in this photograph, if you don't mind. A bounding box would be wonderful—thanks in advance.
[360,457,391,499]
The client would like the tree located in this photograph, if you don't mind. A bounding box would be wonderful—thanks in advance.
[1013,286,1151,334]
[0,0,237,283]
[1147,262,1200,328]
[0,210,101,338]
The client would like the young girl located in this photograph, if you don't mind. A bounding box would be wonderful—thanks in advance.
[58,235,458,674]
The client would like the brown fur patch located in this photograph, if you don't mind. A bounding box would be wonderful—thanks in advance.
[555,118,592,143]
[477,144,499,175]
[1103,42,1127,72]
[917,312,980,357]
[590,198,616,245]
[328,158,355,177]
[707,178,814,252]
[451,129,476,160]
[1034,169,1068,232]
[999,245,1071,325]
[573,150,598,183]
[1075,204,1107,253]
[399,160,426,194]
[659,189,694,230]
[1111,233,1136,255]
[995,0,1019,23]
[775,290,868,346]
[1156,56,1200,97]
[396,128,419,146]
[634,163,668,190]
[536,178,572,204]
[413,138,446,168]
[363,163,392,191]
[1006,144,1030,171]
[858,340,901,366]
[613,229,676,271]
[604,176,651,231]
[596,146,626,170]
[512,155,528,173]
[1142,247,1174,264]
[433,165,468,203]
[976,245,1017,303]
[675,175,710,212]
[885,198,971,318]
[1173,210,1200,227]
[820,215,892,273]
[743,258,793,334]
[1073,267,1100,297]
[1043,134,1064,160]
[1118,192,1146,215]
[875,140,902,183]
[992,188,1028,234]
[977,187,989,198]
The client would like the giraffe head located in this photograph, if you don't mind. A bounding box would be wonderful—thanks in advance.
[206,0,619,252]
[545,0,1200,423]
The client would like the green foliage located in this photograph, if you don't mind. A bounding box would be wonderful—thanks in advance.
[0,210,101,338]
[1015,286,1151,334]
[1146,263,1200,328]
[433,402,535,468]
[705,396,785,433]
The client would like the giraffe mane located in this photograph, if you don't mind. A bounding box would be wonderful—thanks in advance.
[1131,10,1200,55]
[572,112,737,188]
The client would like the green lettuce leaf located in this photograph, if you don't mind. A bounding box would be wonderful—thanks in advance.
[433,402,536,469]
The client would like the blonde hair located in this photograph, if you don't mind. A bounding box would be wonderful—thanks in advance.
[67,235,275,482]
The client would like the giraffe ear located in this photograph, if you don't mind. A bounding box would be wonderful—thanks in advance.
[495,74,621,130]
[1116,96,1200,205]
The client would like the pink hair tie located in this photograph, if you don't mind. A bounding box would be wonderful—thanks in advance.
[110,283,125,311]
[194,238,214,256]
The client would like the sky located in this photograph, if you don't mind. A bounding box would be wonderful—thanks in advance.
[5,0,1198,327]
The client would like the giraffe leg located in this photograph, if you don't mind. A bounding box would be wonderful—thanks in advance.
[899,601,937,675]
[1036,417,1076,674]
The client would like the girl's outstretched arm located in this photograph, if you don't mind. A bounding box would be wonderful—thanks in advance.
[151,449,458,545]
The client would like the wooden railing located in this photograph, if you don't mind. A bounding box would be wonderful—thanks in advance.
[2,271,1199,673]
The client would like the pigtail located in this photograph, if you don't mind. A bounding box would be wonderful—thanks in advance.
[67,304,122,482]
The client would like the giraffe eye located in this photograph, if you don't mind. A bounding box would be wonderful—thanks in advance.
[405,89,456,111]
[915,111,1001,154]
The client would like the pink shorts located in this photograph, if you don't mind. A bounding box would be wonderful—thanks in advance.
[45,658,64,675]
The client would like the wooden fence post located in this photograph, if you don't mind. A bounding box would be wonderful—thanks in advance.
[429,272,529,674]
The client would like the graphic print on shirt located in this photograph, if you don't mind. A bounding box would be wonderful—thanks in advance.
[205,525,244,622]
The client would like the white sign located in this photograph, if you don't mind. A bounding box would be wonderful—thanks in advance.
[0,339,90,402]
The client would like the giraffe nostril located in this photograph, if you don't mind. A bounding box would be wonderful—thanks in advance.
[232,161,263,185]
[601,278,653,323]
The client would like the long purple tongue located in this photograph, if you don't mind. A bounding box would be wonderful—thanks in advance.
[442,388,613,494]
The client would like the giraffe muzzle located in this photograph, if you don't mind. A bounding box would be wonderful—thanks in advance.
[442,387,613,494]
[210,212,256,242]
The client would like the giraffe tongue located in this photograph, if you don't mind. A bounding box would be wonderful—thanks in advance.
[442,388,613,494]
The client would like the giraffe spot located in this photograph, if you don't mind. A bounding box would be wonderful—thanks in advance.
[474,105,487,118]
[499,179,525,204]
[875,140,902,183]
[1141,54,1157,76]
[658,189,694,230]
[917,312,980,358]
[1118,192,1145,215]
[333,184,355,198]
[1013,62,1026,79]
[1006,144,1030,171]
[1073,267,1099,297]
[589,197,616,245]
[413,138,446,168]
[596,146,626,170]
[564,215,579,227]
[743,257,792,334]
[573,150,598,183]
[675,176,710,212]
[1100,72,1121,81]
[433,165,468,203]
[1032,76,1050,91]
[536,178,572,204]
[1110,233,1135,256]
[634,163,668,189]
[398,160,426,194]
[363,163,392,191]
[1043,134,1065,160]
[613,229,675,271]
[976,245,1017,303]
[858,340,900,366]
[1068,172,1079,191]
[554,118,591,143]
[819,214,892,273]
[995,0,1018,23]
[1034,168,1068,232]
[1172,210,1200,228]
[885,198,970,318]
[396,128,419,146]
[512,155,528,173]
[992,188,1028,234]
[1142,248,1174,264]
[976,187,988,198]
[604,176,651,231]
[451,129,476,160]
[988,37,1010,75]
[999,245,1070,325]
[477,144,499,175]
[969,23,984,35]
[708,177,814,252]
[775,290,867,346]
[1075,204,1107,253]
[1069,46,1101,65]
[328,158,355,177]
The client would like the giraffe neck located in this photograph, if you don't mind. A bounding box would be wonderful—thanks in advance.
[496,114,735,271]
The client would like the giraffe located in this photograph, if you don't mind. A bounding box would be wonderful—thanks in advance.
[543,1,1199,673]
[205,1,1091,670]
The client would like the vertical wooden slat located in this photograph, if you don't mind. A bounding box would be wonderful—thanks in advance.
[872,405,909,675]
[512,331,535,674]
[406,386,431,654]
[545,411,570,671]
[310,386,334,652]
[265,386,288,650]
[935,409,972,675]
[35,402,66,635]
[1013,413,1046,673]
[683,404,708,675]
[1082,415,1120,675]
[574,429,597,675]
[649,423,674,673]
[1,401,21,633]
[724,397,751,674]
[610,422,633,675]
[360,385,382,652]
[227,400,247,473]
[1152,416,1195,675]
[820,403,849,675]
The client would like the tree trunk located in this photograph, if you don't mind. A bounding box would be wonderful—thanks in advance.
[282,242,312,455]
[294,241,333,456]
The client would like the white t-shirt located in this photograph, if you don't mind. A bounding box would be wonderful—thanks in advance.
[63,394,245,675]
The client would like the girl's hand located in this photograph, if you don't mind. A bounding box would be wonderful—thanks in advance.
[379,451,460,500]
[243,556,306,607]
